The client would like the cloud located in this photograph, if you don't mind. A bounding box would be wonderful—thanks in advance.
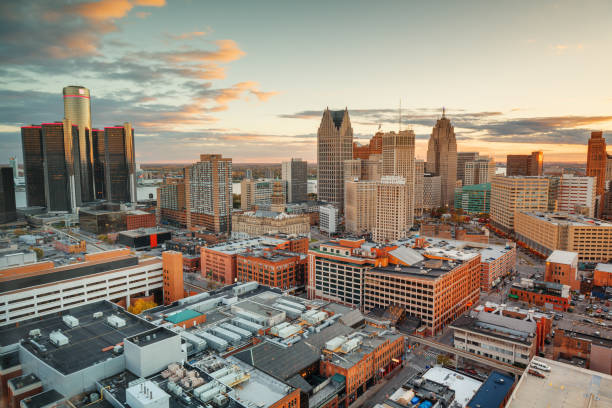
[132,0,165,6]
[72,0,133,21]
[250,89,280,102]
[160,39,246,63]
[169,29,211,40]
[135,11,151,18]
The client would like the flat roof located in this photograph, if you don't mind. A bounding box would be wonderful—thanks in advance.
[451,312,536,345]
[596,263,612,273]
[522,211,612,227]
[165,309,202,324]
[421,366,482,408]
[467,371,515,408]
[126,327,178,347]
[118,228,171,238]
[546,250,578,265]
[21,390,65,408]
[506,357,612,407]
[0,256,140,294]
[7,301,158,375]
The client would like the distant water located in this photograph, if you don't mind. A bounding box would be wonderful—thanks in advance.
[15,180,318,207]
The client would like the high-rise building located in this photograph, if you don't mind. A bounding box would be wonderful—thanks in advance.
[382,130,416,228]
[92,128,106,199]
[557,174,596,217]
[464,157,496,186]
[319,204,339,234]
[426,111,457,207]
[454,183,491,214]
[101,123,136,203]
[270,180,286,212]
[414,159,425,216]
[20,125,45,207]
[344,180,377,235]
[373,176,409,243]
[457,152,480,185]
[490,176,549,232]
[0,166,17,223]
[240,179,286,211]
[40,120,80,212]
[506,151,543,176]
[63,85,94,203]
[281,158,307,203]
[353,131,383,159]
[423,173,442,211]
[188,154,232,233]
[317,108,353,209]
[587,131,607,217]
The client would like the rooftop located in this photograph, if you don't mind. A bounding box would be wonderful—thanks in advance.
[451,311,536,345]
[20,390,65,408]
[467,371,514,408]
[204,237,286,255]
[126,327,178,347]
[421,366,482,408]
[118,227,171,238]
[2,301,157,374]
[506,357,612,407]
[596,263,612,273]
[546,250,578,265]
[522,211,612,227]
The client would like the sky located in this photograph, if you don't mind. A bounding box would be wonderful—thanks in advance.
[1,0,612,164]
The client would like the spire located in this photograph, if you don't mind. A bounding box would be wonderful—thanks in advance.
[442,106,446,118]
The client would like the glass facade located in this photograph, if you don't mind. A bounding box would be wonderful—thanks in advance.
[21,126,46,207]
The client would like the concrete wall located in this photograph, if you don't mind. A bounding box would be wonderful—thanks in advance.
[124,334,186,378]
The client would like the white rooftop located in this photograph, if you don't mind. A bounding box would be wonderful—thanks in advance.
[596,263,612,273]
[546,250,578,265]
[421,366,482,408]
[388,246,424,266]
[507,357,612,408]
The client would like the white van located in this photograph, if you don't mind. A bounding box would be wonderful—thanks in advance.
[530,360,551,372]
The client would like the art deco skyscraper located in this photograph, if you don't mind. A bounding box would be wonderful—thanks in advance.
[382,130,416,228]
[317,108,353,209]
[587,131,607,216]
[63,86,94,203]
[426,110,457,207]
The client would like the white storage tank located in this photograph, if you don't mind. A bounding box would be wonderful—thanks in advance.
[63,315,79,328]
[325,336,346,351]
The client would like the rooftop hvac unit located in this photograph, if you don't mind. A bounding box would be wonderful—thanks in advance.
[325,336,347,351]
[306,311,328,325]
[219,323,251,339]
[210,327,241,344]
[272,303,301,319]
[212,394,228,408]
[276,298,306,311]
[341,337,362,353]
[193,382,216,398]
[49,330,69,347]
[63,315,79,328]
[233,281,259,296]
[178,291,209,305]
[270,322,290,336]
[277,324,300,339]
[29,329,41,337]
[199,386,225,403]
[231,317,263,333]
[210,366,234,379]
[93,312,104,319]
[107,315,126,328]
[195,332,228,352]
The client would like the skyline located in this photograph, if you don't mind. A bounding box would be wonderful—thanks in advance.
[2,0,612,164]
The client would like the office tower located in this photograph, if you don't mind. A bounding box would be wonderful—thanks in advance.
[382,130,416,228]
[0,166,17,223]
[63,85,94,202]
[270,180,286,212]
[587,131,607,216]
[344,180,377,235]
[506,151,543,176]
[188,154,232,233]
[426,110,457,207]
[353,131,383,159]
[373,176,409,243]
[240,178,254,210]
[557,174,596,217]
[464,157,496,185]
[40,120,81,212]
[457,152,479,185]
[343,157,381,182]
[317,108,353,209]
[246,168,252,179]
[281,158,307,203]
[454,183,491,214]
[240,179,286,211]
[92,128,106,199]
[20,125,45,207]
[423,173,442,211]
[414,159,425,216]
[101,123,136,203]
[490,176,549,232]
[8,157,18,179]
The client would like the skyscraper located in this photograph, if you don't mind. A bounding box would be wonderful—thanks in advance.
[506,151,543,176]
[382,130,416,228]
[426,110,457,207]
[101,123,136,203]
[317,108,353,209]
[464,157,496,185]
[0,166,17,223]
[20,125,45,207]
[457,152,479,185]
[490,176,549,232]
[414,159,425,215]
[187,154,232,233]
[281,158,307,203]
[587,131,607,216]
[92,128,106,199]
[373,176,409,243]
[63,85,94,202]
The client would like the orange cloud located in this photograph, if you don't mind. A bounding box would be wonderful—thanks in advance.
[250,89,280,101]
[132,0,166,6]
[135,11,151,18]
[165,40,246,63]
[171,31,209,40]
[73,0,133,21]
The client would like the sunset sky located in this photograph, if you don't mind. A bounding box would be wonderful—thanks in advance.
[1,0,612,164]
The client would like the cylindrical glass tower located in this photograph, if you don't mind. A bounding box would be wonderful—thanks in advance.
[63,85,93,203]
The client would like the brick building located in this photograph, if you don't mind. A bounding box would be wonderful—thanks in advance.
[237,250,307,289]
[509,279,571,311]
[544,250,580,291]
[593,263,612,287]
[162,251,184,305]
[506,151,543,176]
[553,320,612,375]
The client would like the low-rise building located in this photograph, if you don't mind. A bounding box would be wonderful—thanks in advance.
[515,211,612,262]
[509,279,571,311]
[231,210,309,239]
[237,249,307,290]
[466,371,515,408]
[544,250,580,291]
[319,205,339,235]
[451,310,538,367]
[117,227,172,249]
[79,205,156,234]
[506,357,612,407]
[553,319,612,375]
[594,263,612,287]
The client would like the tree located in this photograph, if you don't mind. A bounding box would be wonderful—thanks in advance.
[128,299,157,314]
[30,247,44,260]
[437,354,452,367]
[13,229,26,237]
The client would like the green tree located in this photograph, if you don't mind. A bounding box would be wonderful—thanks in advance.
[30,247,44,260]
[437,354,452,367]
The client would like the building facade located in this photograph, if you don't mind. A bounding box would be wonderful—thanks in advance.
[506,151,543,176]
[99,124,137,203]
[423,174,442,211]
[281,158,308,203]
[464,157,495,186]
[236,250,306,289]
[319,205,339,234]
[373,176,409,244]
[490,176,549,233]
[515,211,612,262]
[162,251,184,305]
[0,167,17,224]
[317,108,353,209]
[344,180,377,235]
[455,183,491,214]
[587,131,608,216]
[231,211,310,238]
[426,111,457,207]
[557,174,596,217]
[457,152,480,186]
